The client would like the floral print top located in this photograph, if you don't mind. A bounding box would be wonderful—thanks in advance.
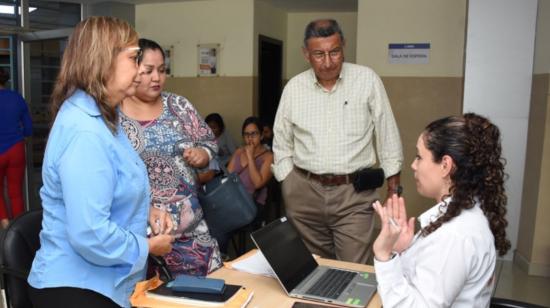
[120,92,222,276]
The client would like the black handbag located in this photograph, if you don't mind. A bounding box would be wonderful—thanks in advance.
[198,168,257,239]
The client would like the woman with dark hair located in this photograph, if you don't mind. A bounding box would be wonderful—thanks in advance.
[0,67,32,229]
[372,113,510,307]
[120,38,222,276]
[27,17,173,308]
[227,116,274,226]
[205,112,236,166]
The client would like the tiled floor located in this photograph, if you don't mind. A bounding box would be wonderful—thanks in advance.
[493,260,550,307]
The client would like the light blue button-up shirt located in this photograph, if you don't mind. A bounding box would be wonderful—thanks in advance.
[28,90,150,307]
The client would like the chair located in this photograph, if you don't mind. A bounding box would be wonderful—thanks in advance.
[490,297,546,308]
[264,178,283,224]
[0,210,43,308]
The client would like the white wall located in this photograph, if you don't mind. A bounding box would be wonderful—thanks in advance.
[286,12,357,79]
[136,0,254,77]
[463,0,538,260]
[357,0,466,77]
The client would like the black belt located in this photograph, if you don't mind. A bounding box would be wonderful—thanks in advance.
[295,167,358,186]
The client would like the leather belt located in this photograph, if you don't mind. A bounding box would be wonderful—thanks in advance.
[295,166,357,186]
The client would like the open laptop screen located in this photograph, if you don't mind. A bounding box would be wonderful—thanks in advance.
[251,217,318,293]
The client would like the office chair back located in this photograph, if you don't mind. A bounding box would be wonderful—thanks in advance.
[1,210,42,308]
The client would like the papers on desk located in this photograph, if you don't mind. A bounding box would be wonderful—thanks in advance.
[229,250,276,277]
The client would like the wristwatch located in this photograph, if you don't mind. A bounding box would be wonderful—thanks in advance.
[376,251,398,262]
[389,185,403,196]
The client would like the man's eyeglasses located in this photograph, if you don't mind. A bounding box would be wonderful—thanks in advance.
[310,48,343,62]
[243,131,260,138]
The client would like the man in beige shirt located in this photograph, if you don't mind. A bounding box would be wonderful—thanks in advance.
[272,19,403,263]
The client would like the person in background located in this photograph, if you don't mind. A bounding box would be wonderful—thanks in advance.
[120,38,222,276]
[372,113,510,307]
[205,113,236,167]
[0,67,32,229]
[228,116,274,227]
[272,19,403,263]
[28,17,173,308]
[261,120,273,150]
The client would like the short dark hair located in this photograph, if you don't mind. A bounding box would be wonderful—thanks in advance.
[205,113,225,132]
[241,116,263,135]
[138,38,165,63]
[0,67,9,85]
[303,19,345,47]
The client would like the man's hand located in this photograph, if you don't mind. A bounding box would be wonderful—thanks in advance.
[386,173,401,200]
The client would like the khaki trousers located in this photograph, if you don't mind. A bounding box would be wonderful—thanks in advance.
[281,168,378,264]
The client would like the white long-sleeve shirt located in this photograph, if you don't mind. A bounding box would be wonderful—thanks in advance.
[374,200,496,308]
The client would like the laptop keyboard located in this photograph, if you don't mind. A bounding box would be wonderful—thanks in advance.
[305,269,356,299]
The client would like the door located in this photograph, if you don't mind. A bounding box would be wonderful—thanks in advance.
[258,35,283,127]
[20,29,71,210]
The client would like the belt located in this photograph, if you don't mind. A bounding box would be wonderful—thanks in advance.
[295,166,357,186]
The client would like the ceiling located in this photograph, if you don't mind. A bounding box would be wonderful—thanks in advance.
[70,0,358,12]
[2,0,356,33]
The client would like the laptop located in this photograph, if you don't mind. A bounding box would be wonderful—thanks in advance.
[251,217,377,308]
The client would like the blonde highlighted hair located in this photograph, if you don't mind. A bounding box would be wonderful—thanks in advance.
[50,16,138,133]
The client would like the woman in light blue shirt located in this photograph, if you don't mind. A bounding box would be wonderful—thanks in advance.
[27,17,174,308]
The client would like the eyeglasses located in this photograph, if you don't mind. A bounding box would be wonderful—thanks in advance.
[309,48,343,62]
[242,131,260,138]
[124,46,143,64]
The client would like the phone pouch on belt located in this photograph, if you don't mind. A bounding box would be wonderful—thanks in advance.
[352,168,385,192]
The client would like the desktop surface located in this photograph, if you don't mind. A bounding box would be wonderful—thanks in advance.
[208,251,381,308]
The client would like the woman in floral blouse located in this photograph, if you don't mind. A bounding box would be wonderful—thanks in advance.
[119,38,222,276]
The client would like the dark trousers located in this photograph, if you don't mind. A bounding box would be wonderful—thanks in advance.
[29,286,121,308]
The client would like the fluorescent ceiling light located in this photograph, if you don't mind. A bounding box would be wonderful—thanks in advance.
[0,4,37,15]
[0,5,14,14]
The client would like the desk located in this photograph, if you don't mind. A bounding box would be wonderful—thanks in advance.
[208,253,381,308]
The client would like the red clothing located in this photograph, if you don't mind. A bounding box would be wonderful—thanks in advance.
[0,141,26,219]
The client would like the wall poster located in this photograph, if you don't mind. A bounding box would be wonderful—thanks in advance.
[163,45,173,76]
[197,43,219,76]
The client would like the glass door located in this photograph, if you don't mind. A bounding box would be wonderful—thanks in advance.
[2,0,80,211]
[20,30,70,210]
[0,36,15,89]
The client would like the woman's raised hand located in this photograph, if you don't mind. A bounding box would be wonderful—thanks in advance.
[390,194,415,253]
[372,194,415,261]
[244,144,255,161]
